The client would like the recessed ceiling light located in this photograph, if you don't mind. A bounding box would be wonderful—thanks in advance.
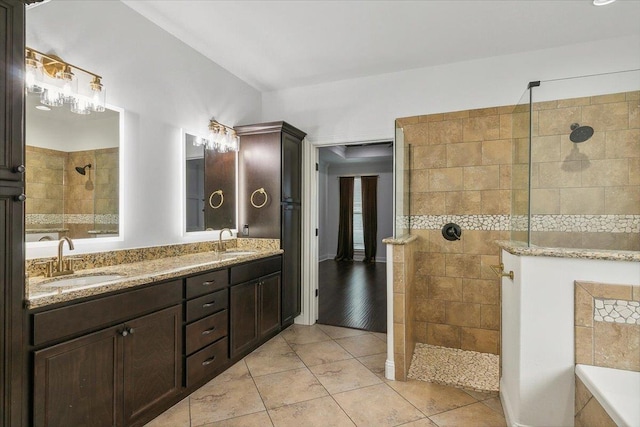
[35,105,51,111]
[593,0,616,6]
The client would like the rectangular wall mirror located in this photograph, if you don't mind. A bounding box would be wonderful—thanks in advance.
[184,132,237,232]
[25,91,122,243]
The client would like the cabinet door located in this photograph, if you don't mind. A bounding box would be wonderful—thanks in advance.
[281,132,301,204]
[259,273,281,338]
[0,0,25,182]
[204,149,236,230]
[230,281,259,358]
[0,185,24,426]
[281,204,301,325]
[33,325,122,427]
[122,305,182,426]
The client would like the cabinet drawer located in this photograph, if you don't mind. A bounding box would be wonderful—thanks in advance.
[186,310,228,355]
[33,280,182,346]
[186,337,229,387]
[185,268,228,299]
[230,256,281,285]
[186,288,228,322]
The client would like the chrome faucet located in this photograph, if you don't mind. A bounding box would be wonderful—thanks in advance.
[218,228,233,250]
[54,236,75,277]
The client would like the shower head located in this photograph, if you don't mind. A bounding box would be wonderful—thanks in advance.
[75,164,92,175]
[569,123,594,143]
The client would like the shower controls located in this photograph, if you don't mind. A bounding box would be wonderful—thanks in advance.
[442,223,462,241]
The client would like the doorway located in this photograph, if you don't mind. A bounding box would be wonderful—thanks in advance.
[315,143,393,332]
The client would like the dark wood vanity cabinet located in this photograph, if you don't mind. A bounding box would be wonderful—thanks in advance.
[204,149,236,230]
[30,281,183,427]
[1,1,26,425]
[229,256,282,358]
[236,122,305,327]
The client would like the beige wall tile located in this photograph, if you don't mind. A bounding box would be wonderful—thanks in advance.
[575,377,592,417]
[393,263,405,293]
[593,322,640,371]
[538,162,582,188]
[394,323,406,354]
[532,135,562,162]
[403,123,430,145]
[629,99,639,128]
[394,293,406,325]
[415,299,446,324]
[444,110,470,120]
[412,169,429,192]
[575,284,594,328]
[393,246,405,262]
[446,302,481,328]
[481,139,511,165]
[421,113,443,123]
[429,120,463,144]
[626,91,640,101]
[429,229,464,254]
[560,132,606,161]
[575,396,617,427]
[575,326,594,365]
[426,323,461,348]
[413,145,447,169]
[512,111,531,139]
[591,93,627,104]
[532,231,583,249]
[447,142,483,167]
[480,255,500,280]
[583,232,639,251]
[481,189,510,215]
[460,327,499,354]
[605,129,640,158]
[582,159,629,187]
[415,252,446,277]
[445,254,481,279]
[463,116,501,142]
[582,102,629,132]
[630,158,640,185]
[462,279,499,305]
[604,186,640,214]
[397,117,420,126]
[538,107,581,136]
[533,100,559,111]
[463,165,500,190]
[499,114,513,139]
[480,305,500,330]
[559,188,605,215]
[578,281,633,301]
[445,191,482,215]
[411,192,447,215]
[429,276,463,301]
[558,97,591,108]
[462,230,503,255]
[499,165,512,190]
[429,168,463,191]
[633,286,640,302]
[469,107,498,118]
[531,189,560,214]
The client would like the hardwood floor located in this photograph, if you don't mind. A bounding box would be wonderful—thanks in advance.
[317,260,387,333]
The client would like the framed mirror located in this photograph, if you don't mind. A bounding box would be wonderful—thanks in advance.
[25,91,122,243]
[183,132,237,233]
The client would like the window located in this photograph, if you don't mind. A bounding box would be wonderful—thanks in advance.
[353,177,364,250]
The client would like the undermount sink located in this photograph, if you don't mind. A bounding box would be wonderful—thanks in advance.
[41,274,125,288]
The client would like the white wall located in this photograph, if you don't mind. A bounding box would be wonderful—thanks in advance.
[262,35,640,145]
[25,0,261,258]
[318,160,393,262]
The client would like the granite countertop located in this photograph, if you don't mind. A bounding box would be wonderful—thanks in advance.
[496,240,640,262]
[26,249,283,309]
[382,234,418,245]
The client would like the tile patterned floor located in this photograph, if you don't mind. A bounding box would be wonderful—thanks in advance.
[146,324,506,427]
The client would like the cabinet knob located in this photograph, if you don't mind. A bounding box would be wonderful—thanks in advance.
[13,165,25,174]
[120,329,128,337]
[128,327,135,335]
[14,194,26,202]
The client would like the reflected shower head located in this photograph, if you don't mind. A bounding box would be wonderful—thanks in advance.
[569,123,594,143]
[75,164,92,175]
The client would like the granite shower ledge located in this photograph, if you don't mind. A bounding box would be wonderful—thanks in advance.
[26,249,283,309]
[497,240,640,262]
[383,234,418,245]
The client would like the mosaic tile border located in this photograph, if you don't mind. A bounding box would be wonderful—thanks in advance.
[594,298,640,325]
[397,215,640,233]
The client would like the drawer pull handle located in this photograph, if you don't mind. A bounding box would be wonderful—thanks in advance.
[201,327,216,335]
[202,280,216,286]
[202,356,216,366]
[202,301,216,308]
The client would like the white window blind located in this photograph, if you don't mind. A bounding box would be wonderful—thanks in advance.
[353,177,364,250]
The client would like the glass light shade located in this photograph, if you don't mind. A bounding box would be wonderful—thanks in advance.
[61,70,77,103]
[25,63,44,93]
[71,97,91,115]
[40,88,63,107]
[91,86,106,112]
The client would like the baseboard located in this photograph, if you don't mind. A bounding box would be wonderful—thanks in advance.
[500,378,530,427]
[385,359,395,380]
[318,254,332,262]
[318,254,386,263]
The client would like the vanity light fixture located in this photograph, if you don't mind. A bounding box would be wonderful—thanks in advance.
[25,47,106,114]
[593,0,616,5]
[192,119,240,153]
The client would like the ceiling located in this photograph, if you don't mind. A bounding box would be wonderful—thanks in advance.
[319,143,393,166]
[120,0,640,92]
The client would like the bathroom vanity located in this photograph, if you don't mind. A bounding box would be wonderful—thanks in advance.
[26,250,283,427]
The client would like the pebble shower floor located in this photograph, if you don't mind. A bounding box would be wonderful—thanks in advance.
[408,343,499,392]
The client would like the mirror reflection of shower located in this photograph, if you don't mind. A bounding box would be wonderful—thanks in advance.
[75,163,94,190]
[562,123,593,171]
